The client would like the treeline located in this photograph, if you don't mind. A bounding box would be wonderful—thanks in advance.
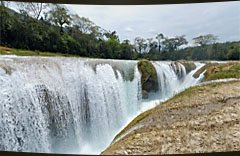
[0,2,239,60]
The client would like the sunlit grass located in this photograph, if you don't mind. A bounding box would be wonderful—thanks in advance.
[0,46,81,57]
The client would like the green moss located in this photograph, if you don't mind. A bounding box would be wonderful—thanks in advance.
[210,84,217,88]
[137,59,156,82]
[174,86,196,98]
[137,59,158,92]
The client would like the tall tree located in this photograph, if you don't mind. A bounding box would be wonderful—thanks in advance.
[134,37,146,53]
[162,35,188,52]
[71,14,95,34]
[156,33,164,52]
[17,2,48,20]
[175,35,188,49]
[48,4,71,32]
[193,34,218,46]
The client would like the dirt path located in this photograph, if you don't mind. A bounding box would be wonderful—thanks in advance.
[101,81,240,155]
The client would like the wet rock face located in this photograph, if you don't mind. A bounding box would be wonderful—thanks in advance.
[137,59,158,99]
[177,60,196,74]
[142,90,148,99]
[170,62,183,79]
[193,63,218,79]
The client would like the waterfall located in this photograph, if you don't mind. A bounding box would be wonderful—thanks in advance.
[140,61,204,111]
[0,56,204,154]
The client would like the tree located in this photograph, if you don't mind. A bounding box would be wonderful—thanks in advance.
[156,33,164,52]
[17,2,49,20]
[193,34,218,46]
[71,14,95,34]
[120,40,135,59]
[175,35,188,49]
[104,30,119,41]
[134,37,146,53]
[162,35,188,52]
[48,4,71,32]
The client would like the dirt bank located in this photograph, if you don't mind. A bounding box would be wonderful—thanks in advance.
[101,80,240,155]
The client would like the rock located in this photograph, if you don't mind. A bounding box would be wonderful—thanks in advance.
[137,59,158,95]
[170,62,181,77]
[177,60,196,74]
[142,81,153,92]
[193,63,225,79]
[142,90,148,99]
[170,62,184,79]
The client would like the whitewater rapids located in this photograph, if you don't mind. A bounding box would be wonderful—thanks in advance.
[0,56,204,154]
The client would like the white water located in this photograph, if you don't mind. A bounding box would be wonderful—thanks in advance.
[139,61,204,111]
[0,56,204,154]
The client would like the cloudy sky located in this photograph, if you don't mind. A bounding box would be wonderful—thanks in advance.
[65,1,240,45]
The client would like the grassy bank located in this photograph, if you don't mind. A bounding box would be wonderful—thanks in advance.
[205,62,240,80]
[0,46,81,57]
[193,62,240,81]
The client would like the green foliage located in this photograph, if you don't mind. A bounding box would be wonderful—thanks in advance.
[0,4,239,61]
[170,41,240,61]
[48,4,71,32]
[193,34,218,46]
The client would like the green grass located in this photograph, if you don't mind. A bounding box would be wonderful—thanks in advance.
[194,62,240,81]
[210,83,217,88]
[0,47,81,57]
[205,62,240,81]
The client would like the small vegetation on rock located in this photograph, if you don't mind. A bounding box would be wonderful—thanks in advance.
[137,59,158,98]
[205,62,240,80]
[194,62,240,80]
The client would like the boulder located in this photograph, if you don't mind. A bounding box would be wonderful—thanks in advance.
[137,59,158,96]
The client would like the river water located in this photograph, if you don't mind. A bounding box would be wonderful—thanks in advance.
[0,56,204,154]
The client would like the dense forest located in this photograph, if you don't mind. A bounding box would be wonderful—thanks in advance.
[0,2,239,60]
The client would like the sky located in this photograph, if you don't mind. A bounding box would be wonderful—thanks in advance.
[7,1,240,46]
[65,1,240,46]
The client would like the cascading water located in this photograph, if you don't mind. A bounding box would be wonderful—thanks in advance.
[140,61,204,112]
[0,56,204,154]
